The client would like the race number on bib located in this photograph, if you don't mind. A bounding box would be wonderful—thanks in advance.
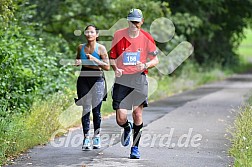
[123,52,140,65]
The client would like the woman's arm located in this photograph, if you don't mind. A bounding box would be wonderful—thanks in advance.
[87,44,110,71]
[75,44,82,66]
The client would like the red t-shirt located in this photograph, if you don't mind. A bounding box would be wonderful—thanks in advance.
[110,28,157,74]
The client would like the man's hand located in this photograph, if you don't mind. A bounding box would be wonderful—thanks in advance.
[136,61,146,71]
[115,68,124,77]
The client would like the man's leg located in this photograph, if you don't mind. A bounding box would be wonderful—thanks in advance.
[112,83,134,146]
[116,108,128,126]
[132,105,143,147]
[129,105,143,159]
[116,109,133,146]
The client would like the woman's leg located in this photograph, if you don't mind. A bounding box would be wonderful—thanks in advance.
[91,81,104,136]
[92,102,102,136]
[77,76,92,137]
[82,105,92,137]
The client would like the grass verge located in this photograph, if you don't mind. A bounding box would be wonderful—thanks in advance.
[0,89,76,165]
[228,97,252,167]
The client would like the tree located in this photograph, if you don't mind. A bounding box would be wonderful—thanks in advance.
[0,1,71,117]
[168,0,252,66]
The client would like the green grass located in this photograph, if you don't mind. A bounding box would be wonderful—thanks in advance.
[228,100,252,167]
[0,89,76,165]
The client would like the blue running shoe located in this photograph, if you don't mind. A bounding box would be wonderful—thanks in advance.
[130,146,140,159]
[82,137,91,151]
[121,121,133,146]
[93,136,101,149]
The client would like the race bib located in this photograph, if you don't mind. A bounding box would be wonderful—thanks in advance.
[123,52,140,65]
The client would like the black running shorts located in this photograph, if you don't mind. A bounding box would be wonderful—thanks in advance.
[112,72,148,110]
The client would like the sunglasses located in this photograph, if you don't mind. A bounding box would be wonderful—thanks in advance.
[130,21,140,24]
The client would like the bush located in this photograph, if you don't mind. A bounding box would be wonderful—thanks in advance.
[0,1,74,118]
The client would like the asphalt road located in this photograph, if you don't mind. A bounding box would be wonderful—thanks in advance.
[6,73,252,167]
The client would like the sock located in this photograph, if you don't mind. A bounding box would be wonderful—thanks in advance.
[133,123,143,147]
[84,133,89,138]
[119,120,131,131]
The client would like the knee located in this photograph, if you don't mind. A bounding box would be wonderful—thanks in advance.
[116,116,127,126]
[133,111,142,119]
[133,108,142,118]
[116,109,128,126]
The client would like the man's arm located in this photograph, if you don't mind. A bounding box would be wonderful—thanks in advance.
[145,31,159,69]
[136,56,159,71]
[110,59,124,77]
[145,56,159,69]
[110,32,124,77]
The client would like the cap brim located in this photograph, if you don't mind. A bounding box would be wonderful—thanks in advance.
[127,17,142,22]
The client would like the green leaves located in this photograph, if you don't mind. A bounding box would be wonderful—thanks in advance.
[0,0,15,29]
[0,1,72,118]
[169,0,252,66]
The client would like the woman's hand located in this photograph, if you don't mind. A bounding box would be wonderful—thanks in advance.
[86,53,96,61]
[75,59,82,66]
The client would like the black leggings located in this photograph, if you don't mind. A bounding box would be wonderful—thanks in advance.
[77,75,105,136]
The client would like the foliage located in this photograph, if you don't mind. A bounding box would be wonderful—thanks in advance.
[168,0,252,67]
[0,1,73,118]
[28,0,171,50]
[236,29,252,59]
[0,0,15,29]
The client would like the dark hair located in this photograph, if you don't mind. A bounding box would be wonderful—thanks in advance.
[84,25,99,41]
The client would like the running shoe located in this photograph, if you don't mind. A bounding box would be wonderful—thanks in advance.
[82,137,91,151]
[93,136,101,149]
[130,146,140,159]
[121,121,133,146]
